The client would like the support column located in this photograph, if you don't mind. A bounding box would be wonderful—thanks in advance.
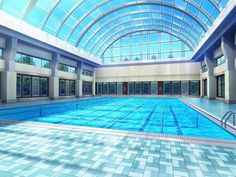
[1,37,17,103]
[221,35,236,103]
[204,53,216,99]
[49,53,60,99]
[92,68,96,96]
[76,61,83,97]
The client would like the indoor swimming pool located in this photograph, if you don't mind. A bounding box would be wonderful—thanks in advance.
[0,97,235,140]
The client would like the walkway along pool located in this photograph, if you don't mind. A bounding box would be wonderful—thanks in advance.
[0,97,235,140]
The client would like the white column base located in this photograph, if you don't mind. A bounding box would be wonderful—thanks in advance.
[1,71,16,103]
[49,77,59,99]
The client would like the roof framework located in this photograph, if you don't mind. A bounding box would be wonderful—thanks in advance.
[0,0,228,59]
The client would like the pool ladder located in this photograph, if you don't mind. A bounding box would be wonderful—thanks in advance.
[221,111,236,128]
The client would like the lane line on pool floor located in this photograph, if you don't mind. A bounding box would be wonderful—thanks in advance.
[0,119,235,148]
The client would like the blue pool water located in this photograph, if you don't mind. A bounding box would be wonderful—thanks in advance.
[0,97,235,140]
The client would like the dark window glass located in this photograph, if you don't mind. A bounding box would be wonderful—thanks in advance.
[203,79,207,96]
[151,82,157,95]
[217,75,225,97]
[41,78,48,96]
[83,81,92,95]
[16,75,21,97]
[135,82,142,94]
[181,81,189,95]
[15,53,49,68]
[103,83,109,94]
[143,82,150,94]
[0,48,2,58]
[172,81,180,95]
[82,69,93,77]
[59,64,76,73]
[164,81,171,95]
[109,82,116,94]
[117,82,123,95]
[32,77,40,96]
[97,83,102,94]
[59,80,65,96]
[216,55,225,66]
[23,76,31,97]
[190,81,199,95]
[42,60,50,68]
[69,80,75,95]
[17,75,48,98]
[128,82,134,94]
[65,80,70,96]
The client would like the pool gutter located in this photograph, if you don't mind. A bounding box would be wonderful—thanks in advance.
[0,119,235,148]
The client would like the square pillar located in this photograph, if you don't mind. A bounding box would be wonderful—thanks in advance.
[204,53,216,99]
[49,53,60,99]
[92,69,96,96]
[1,37,17,103]
[76,61,83,97]
[221,35,236,103]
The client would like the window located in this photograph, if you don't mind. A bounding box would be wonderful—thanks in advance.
[83,81,92,95]
[15,53,50,68]
[22,76,31,97]
[217,75,225,98]
[151,82,157,95]
[109,82,116,94]
[82,69,93,77]
[163,81,171,95]
[181,81,189,95]
[202,64,207,72]
[103,82,109,94]
[216,55,225,66]
[117,82,123,95]
[135,82,142,94]
[0,48,3,58]
[41,78,48,96]
[59,79,75,96]
[128,82,134,95]
[17,74,48,98]
[32,77,40,96]
[172,81,180,95]
[59,64,76,73]
[203,79,207,96]
[102,31,192,64]
[143,82,150,94]
[190,81,200,95]
[16,75,21,97]
[97,82,102,94]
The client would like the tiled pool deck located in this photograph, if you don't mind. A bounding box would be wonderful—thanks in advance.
[182,98,236,119]
[0,97,236,177]
[0,121,235,177]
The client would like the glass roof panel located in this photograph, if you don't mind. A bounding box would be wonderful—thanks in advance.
[0,0,229,60]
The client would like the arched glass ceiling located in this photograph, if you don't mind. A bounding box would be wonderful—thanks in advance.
[103,31,192,64]
[0,0,228,60]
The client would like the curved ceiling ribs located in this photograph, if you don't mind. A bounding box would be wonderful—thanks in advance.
[74,2,210,47]
[84,11,202,54]
[1,0,226,59]
[96,26,195,58]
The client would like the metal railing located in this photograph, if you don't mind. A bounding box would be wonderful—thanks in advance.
[221,111,236,128]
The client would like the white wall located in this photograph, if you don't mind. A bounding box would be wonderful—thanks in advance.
[17,42,52,60]
[15,63,51,77]
[95,62,201,82]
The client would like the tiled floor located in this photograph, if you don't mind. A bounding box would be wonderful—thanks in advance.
[183,98,236,119]
[0,122,235,177]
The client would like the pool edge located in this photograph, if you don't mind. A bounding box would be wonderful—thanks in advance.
[0,119,235,148]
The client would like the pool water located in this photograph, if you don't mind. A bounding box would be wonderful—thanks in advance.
[0,97,235,140]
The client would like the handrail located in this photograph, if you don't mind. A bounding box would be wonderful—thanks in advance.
[221,111,234,126]
[221,111,236,128]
